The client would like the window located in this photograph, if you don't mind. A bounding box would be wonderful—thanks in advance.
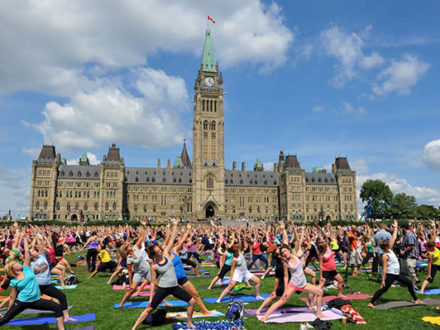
[84,203,88,211]
[203,121,208,130]
[113,202,117,210]
[67,203,70,211]
[105,202,109,211]
[43,201,48,210]
[56,202,60,210]
[75,202,79,211]
[94,202,98,211]
[207,174,214,189]
[211,121,216,130]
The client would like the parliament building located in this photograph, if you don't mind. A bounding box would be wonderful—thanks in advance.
[29,30,358,222]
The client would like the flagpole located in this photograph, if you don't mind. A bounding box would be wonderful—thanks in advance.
[206,15,209,32]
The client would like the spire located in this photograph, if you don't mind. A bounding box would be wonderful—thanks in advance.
[202,30,217,73]
[180,140,192,168]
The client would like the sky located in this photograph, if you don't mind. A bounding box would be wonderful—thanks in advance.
[0,0,439,218]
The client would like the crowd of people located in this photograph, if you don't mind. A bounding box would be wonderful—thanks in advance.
[0,217,437,329]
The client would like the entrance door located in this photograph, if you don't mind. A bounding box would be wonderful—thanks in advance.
[71,214,78,221]
[205,205,215,218]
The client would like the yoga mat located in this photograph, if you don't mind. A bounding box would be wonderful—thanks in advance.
[199,285,228,290]
[167,310,224,319]
[201,264,217,267]
[203,293,269,304]
[300,293,372,303]
[187,273,212,278]
[246,306,312,316]
[252,272,275,276]
[114,300,188,309]
[422,316,440,326]
[7,313,96,326]
[417,288,440,295]
[131,291,151,297]
[257,309,345,323]
[375,298,440,310]
[55,284,77,290]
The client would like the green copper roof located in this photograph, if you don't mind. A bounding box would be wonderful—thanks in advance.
[61,158,67,165]
[313,167,324,173]
[255,158,263,168]
[80,152,88,162]
[202,30,217,72]
[173,156,184,168]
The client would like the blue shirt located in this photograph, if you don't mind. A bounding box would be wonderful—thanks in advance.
[171,252,186,280]
[374,229,392,256]
[31,254,51,286]
[402,231,419,259]
[225,252,233,266]
[10,265,41,303]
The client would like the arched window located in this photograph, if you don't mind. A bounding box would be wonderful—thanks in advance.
[37,190,40,197]
[202,99,205,111]
[77,171,82,177]
[206,174,214,189]
[211,121,216,130]
[84,203,88,211]
[113,202,117,210]
[94,202,98,211]
[36,201,40,209]
[86,172,90,177]
[75,202,79,211]
[56,202,60,210]
[249,206,252,213]
[43,201,47,210]
[105,202,109,211]
[214,100,217,112]
[67,203,70,211]
[203,120,208,130]
[69,171,73,177]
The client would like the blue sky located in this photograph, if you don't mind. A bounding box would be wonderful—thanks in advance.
[0,0,439,217]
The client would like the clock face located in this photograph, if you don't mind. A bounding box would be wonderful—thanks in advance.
[205,77,215,87]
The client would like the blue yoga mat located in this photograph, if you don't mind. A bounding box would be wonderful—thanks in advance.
[416,288,440,295]
[55,284,77,290]
[114,300,188,309]
[203,293,269,304]
[7,313,95,326]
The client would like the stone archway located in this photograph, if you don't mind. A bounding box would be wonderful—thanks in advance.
[71,214,78,221]
[205,204,215,218]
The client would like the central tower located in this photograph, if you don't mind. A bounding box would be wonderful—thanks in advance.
[192,30,225,218]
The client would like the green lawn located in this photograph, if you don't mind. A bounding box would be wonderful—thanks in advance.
[2,253,438,329]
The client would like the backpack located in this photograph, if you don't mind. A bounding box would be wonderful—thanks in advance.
[340,304,367,325]
[65,274,78,285]
[226,299,244,321]
[142,309,167,326]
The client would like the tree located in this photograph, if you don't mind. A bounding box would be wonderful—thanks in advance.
[389,193,417,219]
[416,204,438,220]
[360,179,393,219]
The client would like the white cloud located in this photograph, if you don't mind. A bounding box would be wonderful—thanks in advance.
[29,68,189,151]
[358,172,440,205]
[0,164,30,218]
[0,0,293,96]
[67,152,100,165]
[292,44,313,67]
[372,54,430,95]
[320,25,384,87]
[21,147,41,158]
[263,162,276,171]
[351,159,370,174]
[343,102,367,115]
[312,105,325,112]
[423,139,440,171]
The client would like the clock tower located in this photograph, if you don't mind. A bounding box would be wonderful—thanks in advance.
[192,29,225,218]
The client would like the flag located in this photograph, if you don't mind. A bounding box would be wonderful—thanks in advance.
[208,15,216,23]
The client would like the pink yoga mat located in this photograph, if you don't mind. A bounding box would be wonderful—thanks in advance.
[257,309,345,323]
[300,293,372,303]
[252,272,275,276]
[113,285,151,291]
[131,291,151,297]
[246,307,312,316]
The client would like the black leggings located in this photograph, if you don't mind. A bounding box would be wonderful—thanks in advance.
[305,245,318,267]
[370,273,417,304]
[361,252,378,274]
[86,248,98,271]
[39,284,68,311]
[188,252,202,263]
[181,258,197,269]
[150,286,192,309]
[0,298,63,325]
[428,265,440,283]
[218,264,231,279]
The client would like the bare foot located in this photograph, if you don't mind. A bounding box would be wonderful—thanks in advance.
[203,311,213,315]
[414,299,424,305]
[315,313,325,319]
[420,290,425,295]
[256,310,262,316]
[367,303,376,308]
[162,301,173,306]
[64,316,77,322]
[187,323,196,329]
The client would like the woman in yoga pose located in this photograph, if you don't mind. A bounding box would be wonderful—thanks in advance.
[132,218,196,329]
[368,220,423,308]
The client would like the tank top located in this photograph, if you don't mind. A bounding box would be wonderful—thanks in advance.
[89,240,99,249]
[288,256,306,288]
[429,248,440,266]
[367,242,374,253]
[252,241,262,255]
[234,254,248,273]
[225,252,233,266]
[385,251,400,275]
[330,239,339,251]
[322,249,336,271]
[171,251,186,280]
[156,256,178,288]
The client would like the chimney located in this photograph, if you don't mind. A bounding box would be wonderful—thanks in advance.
[233,161,237,173]
[274,163,278,173]
[331,163,336,174]
[279,151,285,162]
[167,159,171,170]
[157,159,161,169]
[241,162,246,172]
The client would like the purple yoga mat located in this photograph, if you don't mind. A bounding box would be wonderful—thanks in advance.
[300,293,372,303]
[246,306,312,316]
[257,309,345,323]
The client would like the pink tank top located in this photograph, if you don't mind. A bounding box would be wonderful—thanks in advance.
[322,249,336,271]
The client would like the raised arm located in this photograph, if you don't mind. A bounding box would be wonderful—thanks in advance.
[23,234,30,267]
[173,222,192,253]
[390,220,398,248]
[163,218,179,257]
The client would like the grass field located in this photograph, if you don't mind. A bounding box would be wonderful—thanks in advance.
[1,252,438,330]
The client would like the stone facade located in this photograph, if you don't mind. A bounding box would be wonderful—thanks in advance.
[29,30,358,222]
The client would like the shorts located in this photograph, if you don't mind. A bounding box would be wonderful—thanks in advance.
[322,270,338,280]
[133,271,151,283]
[177,276,189,286]
[401,258,417,277]
[288,282,305,291]
[150,286,192,309]
[349,250,362,265]
[232,270,253,283]
[120,259,127,268]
